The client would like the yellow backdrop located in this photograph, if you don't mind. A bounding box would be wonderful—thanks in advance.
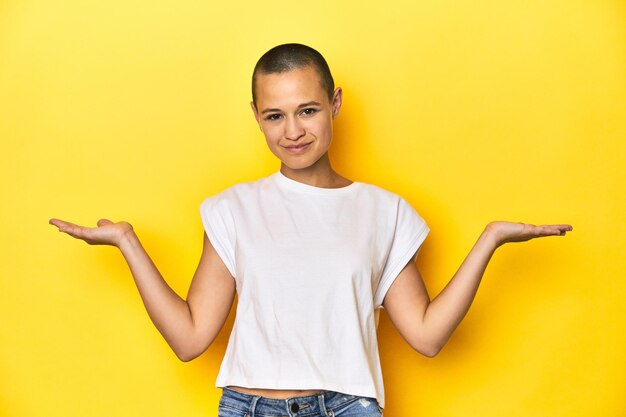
[2,0,624,416]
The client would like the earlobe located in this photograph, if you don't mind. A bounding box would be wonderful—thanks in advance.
[250,101,263,131]
[332,87,343,119]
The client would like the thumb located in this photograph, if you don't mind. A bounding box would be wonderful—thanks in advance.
[97,219,114,227]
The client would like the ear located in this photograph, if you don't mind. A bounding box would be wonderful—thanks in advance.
[331,87,343,120]
[250,101,263,131]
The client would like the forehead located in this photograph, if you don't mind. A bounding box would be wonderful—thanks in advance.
[255,66,326,108]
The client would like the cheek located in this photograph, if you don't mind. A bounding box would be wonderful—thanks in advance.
[260,124,280,140]
[303,118,326,133]
[311,119,332,137]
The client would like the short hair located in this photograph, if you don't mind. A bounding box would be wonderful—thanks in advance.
[251,43,335,108]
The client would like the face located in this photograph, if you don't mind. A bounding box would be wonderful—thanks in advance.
[250,66,342,172]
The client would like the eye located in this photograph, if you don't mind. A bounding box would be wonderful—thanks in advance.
[265,114,282,121]
[301,108,318,116]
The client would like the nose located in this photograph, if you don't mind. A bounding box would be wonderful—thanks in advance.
[284,116,305,141]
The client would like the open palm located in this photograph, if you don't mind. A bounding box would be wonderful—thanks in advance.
[49,218,133,247]
[487,221,573,247]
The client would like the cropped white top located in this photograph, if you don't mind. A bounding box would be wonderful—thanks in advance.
[199,170,429,408]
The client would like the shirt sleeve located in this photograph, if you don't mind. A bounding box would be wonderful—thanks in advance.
[199,195,237,279]
[373,196,429,309]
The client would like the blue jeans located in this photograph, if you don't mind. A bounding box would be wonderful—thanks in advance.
[217,387,383,417]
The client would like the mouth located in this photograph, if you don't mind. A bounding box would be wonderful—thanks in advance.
[283,142,313,154]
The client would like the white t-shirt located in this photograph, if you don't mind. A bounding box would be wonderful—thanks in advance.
[199,170,429,408]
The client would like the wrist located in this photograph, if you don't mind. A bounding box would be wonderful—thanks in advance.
[482,223,501,250]
[117,224,138,252]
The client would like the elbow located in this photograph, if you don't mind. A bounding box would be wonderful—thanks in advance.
[177,353,195,362]
[174,338,213,362]
[171,330,214,362]
[173,343,204,362]
[174,348,196,362]
[418,340,443,358]
[422,346,441,358]
[172,348,195,362]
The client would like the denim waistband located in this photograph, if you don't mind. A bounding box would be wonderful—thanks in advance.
[219,387,366,417]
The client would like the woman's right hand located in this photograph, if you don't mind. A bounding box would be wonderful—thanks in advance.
[49,218,134,247]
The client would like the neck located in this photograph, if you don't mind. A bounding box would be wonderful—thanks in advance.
[280,155,351,189]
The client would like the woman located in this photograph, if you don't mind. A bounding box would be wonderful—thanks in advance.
[49,43,572,417]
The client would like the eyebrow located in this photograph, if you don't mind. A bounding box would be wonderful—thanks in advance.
[261,101,321,114]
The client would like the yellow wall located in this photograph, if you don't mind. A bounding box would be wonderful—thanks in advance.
[2,1,624,416]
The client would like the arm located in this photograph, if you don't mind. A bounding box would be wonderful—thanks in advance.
[382,221,573,357]
[49,218,236,361]
[118,230,236,361]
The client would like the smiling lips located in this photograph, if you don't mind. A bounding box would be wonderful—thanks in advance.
[284,142,312,154]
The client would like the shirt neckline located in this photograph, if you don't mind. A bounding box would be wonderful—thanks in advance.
[273,170,361,195]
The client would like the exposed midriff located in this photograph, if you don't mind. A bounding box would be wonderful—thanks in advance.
[226,385,325,399]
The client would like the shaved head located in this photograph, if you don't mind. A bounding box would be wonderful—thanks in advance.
[252,43,335,108]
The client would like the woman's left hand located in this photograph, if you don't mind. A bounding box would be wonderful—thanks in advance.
[486,221,573,248]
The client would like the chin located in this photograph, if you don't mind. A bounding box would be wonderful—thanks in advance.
[280,160,314,171]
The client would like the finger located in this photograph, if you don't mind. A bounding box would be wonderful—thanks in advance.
[57,222,96,241]
[536,225,571,236]
[62,224,90,239]
[527,225,554,237]
[543,225,573,234]
[49,218,66,228]
[49,218,81,230]
[534,225,558,236]
[541,224,573,230]
[553,224,573,231]
[97,219,113,227]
